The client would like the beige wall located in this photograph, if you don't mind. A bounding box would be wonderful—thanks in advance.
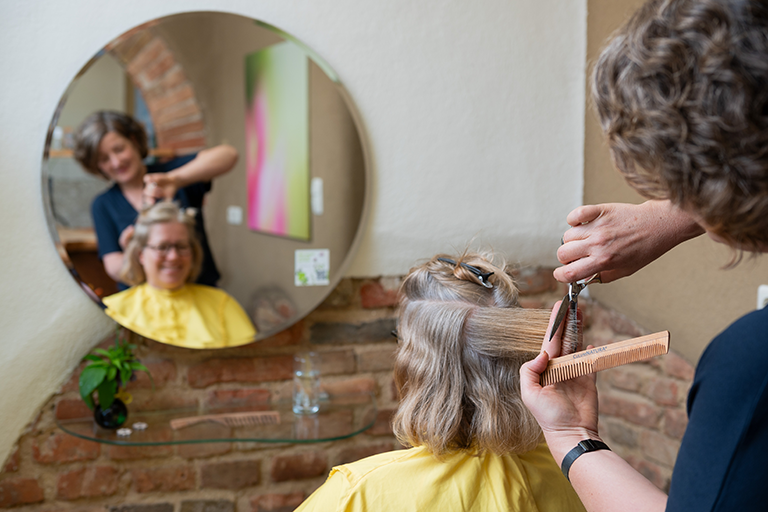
[585,0,768,365]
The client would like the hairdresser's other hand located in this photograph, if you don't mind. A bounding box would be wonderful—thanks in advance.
[520,302,599,463]
[118,225,134,250]
[554,200,705,284]
[143,173,179,205]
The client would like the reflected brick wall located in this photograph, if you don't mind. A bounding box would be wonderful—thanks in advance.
[108,27,207,154]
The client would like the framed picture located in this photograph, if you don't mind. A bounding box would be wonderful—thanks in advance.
[245,42,310,240]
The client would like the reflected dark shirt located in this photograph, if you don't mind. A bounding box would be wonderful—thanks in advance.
[90,154,220,290]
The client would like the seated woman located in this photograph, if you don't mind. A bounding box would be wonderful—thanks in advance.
[102,201,256,349]
[296,253,585,512]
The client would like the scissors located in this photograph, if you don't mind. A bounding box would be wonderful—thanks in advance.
[549,272,601,342]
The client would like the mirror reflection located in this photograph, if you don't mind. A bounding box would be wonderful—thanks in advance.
[75,111,233,291]
[103,201,256,348]
[42,12,369,347]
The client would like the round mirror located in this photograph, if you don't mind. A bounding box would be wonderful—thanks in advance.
[42,11,370,347]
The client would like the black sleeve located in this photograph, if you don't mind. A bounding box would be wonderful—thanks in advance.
[666,309,768,511]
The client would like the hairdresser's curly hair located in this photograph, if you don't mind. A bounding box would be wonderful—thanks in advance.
[392,253,555,458]
[593,0,768,249]
[74,111,149,178]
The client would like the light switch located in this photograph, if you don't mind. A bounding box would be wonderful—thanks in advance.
[758,285,768,310]
[311,177,324,215]
[227,205,243,225]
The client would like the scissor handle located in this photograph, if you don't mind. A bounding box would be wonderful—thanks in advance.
[580,272,602,286]
[568,273,601,302]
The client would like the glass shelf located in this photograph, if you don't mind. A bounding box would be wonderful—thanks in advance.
[56,393,377,446]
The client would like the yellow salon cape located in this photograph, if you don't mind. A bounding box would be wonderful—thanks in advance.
[103,283,256,349]
[295,443,586,512]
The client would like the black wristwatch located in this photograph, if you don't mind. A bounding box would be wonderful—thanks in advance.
[561,439,610,482]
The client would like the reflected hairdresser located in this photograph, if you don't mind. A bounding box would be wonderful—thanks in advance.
[74,110,235,290]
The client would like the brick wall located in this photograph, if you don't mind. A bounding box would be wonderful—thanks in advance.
[0,270,693,510]
[107,27,207,154]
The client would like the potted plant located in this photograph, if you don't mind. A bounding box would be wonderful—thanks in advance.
[79,330,152,429]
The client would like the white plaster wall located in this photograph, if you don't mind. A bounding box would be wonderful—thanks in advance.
[0,0,586,463]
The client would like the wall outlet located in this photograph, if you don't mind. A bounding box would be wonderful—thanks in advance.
[758,285,768,310]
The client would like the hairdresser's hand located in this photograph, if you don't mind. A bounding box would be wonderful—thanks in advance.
[520,302,600,464]
[554,200,705,284]
[143,173,179,205]
[118,225,134,250]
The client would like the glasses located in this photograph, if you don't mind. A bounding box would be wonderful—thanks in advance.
[144,243,192,256]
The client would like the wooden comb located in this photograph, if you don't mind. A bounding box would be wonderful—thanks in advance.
[170,411,281,430]
[540,331,670,386]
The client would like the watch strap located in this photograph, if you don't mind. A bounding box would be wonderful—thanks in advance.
[561,439,610,481]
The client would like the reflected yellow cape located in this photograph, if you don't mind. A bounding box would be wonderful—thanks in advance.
[103,283,257,349]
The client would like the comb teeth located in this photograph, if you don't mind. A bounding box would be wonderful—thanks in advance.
[170,411,281,430]
[540,331,670,386]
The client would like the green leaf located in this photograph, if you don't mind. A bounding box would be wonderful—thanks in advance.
[79,366,107,397]
[131,362,155,391]
[82,354,103,362]
[131,362,150,372]
[83,360,109,370]
[94,348,111,357]
[82,392,95,410]
[79,366,107,410]
[120,368,131,387]
[96,379,117,409]
[107,366,117,382]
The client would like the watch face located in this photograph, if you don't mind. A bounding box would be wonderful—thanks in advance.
[580,439,609,451]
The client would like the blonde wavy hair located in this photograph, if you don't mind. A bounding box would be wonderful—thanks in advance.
[119,201,203,286]
[392,252,568,458]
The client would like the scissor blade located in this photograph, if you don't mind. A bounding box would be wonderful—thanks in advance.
[549,295,570,341]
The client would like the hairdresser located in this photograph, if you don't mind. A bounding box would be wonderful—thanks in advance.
[74,110,237,289]
[520,1,768,511]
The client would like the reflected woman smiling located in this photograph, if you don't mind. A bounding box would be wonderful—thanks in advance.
[102,202,256,349]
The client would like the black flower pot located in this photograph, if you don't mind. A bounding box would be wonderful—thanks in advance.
[94,398,128,429]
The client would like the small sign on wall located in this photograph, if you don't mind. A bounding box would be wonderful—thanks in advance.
[295,249,330,286]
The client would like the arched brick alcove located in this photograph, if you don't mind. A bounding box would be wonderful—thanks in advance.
[106,25,207,154]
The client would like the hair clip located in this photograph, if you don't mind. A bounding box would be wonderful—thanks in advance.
[437,257,494,288]
[183,207,198,218]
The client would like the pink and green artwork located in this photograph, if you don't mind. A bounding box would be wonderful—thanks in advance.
[245,42,310,240]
